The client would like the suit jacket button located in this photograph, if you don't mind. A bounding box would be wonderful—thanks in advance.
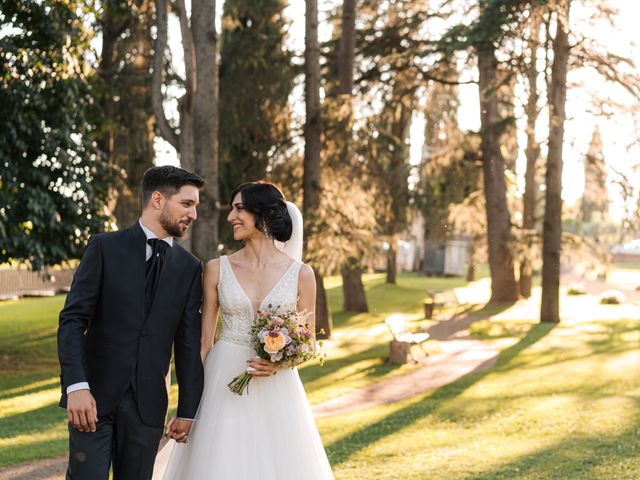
[141,330,148,337]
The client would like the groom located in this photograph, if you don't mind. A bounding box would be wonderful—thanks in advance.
[57,166,205,479]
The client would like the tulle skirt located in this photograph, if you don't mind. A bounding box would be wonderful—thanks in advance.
[153,340,334,480]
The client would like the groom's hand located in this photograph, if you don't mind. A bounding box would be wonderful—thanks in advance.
[67,390,98,433]
[166,417,193,443]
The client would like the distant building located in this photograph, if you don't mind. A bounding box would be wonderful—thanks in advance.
[422,237,469,277]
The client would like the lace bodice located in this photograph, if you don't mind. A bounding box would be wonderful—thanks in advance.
[217,255,302,347]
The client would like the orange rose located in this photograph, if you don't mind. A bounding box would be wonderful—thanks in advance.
[264,332,287,354]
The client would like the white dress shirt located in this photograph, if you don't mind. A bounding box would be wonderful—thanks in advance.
[66,220,173,395]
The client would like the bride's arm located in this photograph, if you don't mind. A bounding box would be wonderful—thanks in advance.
[200,259,221,363]
[297,264,317,354]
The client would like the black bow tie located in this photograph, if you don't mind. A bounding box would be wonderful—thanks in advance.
[147,238,170,260]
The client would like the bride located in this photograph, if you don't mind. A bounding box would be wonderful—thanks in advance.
[154,181,334,479]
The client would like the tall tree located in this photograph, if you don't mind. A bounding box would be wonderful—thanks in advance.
[152,0,220,261]
[304,0,332,338]
[418,68,480,248]
[477,41,519,302]
[541,0,571,323]
[355,0,430,285]
[0,0,113,269]
[218,0,295,215]
[519,9,542,298]
[580,126,608,223]
[97,0,156,229]
[335,0,369,312]
[374,83,413,285]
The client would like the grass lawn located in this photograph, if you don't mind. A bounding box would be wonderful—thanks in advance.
[318,309,640,479]
[0,295,67,465]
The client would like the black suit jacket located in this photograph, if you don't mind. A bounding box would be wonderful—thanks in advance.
[57,222,204,427]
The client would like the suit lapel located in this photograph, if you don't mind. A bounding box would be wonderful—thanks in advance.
[126,222,147,324]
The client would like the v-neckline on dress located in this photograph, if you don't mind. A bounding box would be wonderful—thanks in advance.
[224,255,297,317]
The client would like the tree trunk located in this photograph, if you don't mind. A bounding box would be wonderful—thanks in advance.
[337,0,356,94]
[97,5,118,217]
[337,0,368,311]
[341,266,368,312]
[113,0,156,228]
[477,44,519,302]
[99,1,155,228]
[191,0,220,261]
[541,3,570,323]
[520,12,542,299]
[175,0,196,174]
[388,340,412,365]
[304,0,332,338]
[466,236,476,282]
[314,271,332,340]
[386,238,397,284]
[384,92,412,285]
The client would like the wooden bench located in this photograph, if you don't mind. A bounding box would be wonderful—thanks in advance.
[423,289,463,319]
[384,314,430,364]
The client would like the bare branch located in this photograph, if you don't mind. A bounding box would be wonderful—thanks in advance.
[152,0,180,151]
[173,0,196,110]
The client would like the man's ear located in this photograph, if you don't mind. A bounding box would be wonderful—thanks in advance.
[150,191,165,210]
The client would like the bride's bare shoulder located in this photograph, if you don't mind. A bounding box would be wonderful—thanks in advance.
[204,258,222,284]
[298,263,315,284]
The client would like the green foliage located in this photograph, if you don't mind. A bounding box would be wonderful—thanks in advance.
[439,0,544,52]
[350,1,435,239]
[218,0,295,236]
[269,149,378,276]
[416,73,482,242]
[0,0,114,269]
[305,168,379,276]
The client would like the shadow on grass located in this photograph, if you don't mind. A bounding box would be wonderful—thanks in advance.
[0,400,64,441]
[0,375,60,401]
[488,319,640,374]
[299,342,403,385]
[0,433,67,468]
[325,322,556,467]
[466,408,640,479]
[425,301,516,341]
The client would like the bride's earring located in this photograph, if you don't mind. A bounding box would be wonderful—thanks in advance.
[261,224,271,239]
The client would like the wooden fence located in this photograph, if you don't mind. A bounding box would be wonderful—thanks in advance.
[0,268,75,299]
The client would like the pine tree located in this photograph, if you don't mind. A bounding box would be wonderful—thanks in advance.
[218,0,295,212]
[580,126,609,223]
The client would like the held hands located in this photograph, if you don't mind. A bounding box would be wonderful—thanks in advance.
[246,357,280,377]
[166,417,193,443]
[67,390,98,433]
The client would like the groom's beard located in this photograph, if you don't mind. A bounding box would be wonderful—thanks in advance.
[160,211,192,238]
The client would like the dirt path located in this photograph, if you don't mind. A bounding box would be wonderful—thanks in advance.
[0,457,66,480]
[312,314,501,418]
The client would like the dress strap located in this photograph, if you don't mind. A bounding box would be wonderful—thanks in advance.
[217,255,230,293]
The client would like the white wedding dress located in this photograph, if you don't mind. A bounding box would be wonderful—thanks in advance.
[154,255,334,479]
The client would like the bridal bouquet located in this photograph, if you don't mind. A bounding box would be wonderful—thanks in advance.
[228,307,322,395]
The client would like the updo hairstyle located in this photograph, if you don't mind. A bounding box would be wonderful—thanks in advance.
[229,181,293,242]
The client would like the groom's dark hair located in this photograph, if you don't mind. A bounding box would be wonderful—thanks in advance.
[141,166,204,207]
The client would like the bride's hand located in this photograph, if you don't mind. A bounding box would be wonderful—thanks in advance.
[246,357,280,377]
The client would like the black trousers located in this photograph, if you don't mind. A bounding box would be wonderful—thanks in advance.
[66,386,164,480]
